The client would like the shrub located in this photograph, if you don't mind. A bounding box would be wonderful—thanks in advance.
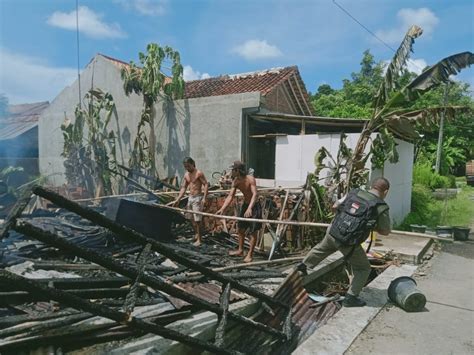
[413,162,452,189]
[398,184,442,229]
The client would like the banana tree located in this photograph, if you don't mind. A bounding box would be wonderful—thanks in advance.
[345,25,474,191]
[121,43,185,181]
[61,89,119,197]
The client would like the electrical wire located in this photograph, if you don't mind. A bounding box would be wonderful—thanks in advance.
[332,0,425,73]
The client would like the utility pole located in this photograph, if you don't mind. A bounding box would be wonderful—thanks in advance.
[435,83,449,173]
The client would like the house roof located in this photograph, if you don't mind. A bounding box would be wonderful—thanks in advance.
[184,66,313,115]
[0,101,49,141]
[185,66,294,97]
[98,54,312,114]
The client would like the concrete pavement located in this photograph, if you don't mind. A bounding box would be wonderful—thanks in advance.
[346,240,474,355]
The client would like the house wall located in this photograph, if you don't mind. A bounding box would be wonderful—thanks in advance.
[274,133,414,225]
[39,55,260,186]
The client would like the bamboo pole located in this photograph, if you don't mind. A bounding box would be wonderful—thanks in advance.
[154,204,453,242]
[153,203,330,228]
[73,186,303,202]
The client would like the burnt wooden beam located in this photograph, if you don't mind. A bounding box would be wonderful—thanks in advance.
[0,309,80,329]
[215,282,231,347]
[0,192,32,239]
[32,185,289,311]
[0,269,241,355]
[0,287,140,304]
[1,276,131,290]
[123,243,152,316]
[13,220,287,340]
[117,164,179,191]
[0,313,92,339]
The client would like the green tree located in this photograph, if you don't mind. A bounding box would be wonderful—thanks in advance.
[121,43,185,180]
[312,37,473,178]
[61,89,119,197]
[312,50,384,118]
[346,26,473,190]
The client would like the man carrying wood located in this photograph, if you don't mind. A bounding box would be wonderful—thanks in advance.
[173,157,208,247]
[297,177,391,307]
[216,161,261,263]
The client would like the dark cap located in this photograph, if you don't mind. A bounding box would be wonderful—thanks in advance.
[229,160,246,171]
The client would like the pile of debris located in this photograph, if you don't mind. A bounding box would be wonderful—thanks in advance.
[0,185,345,354]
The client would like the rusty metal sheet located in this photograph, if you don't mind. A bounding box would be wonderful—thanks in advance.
[223,270,341,354]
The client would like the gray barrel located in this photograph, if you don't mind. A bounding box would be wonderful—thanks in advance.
[388,276,426,312]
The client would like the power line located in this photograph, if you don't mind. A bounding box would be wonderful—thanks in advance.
[76,0,82,108]
[332,0,396,53]
[332,0,425,72]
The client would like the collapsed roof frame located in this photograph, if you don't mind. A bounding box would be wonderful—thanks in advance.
[0,186,293,354]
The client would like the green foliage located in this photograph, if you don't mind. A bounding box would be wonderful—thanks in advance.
[399,184,474,229]
[311,29,473,191]
[61,89,119,196]
[370,128,399,169]
[399,184,442,229]
[413,162,453,189]
[121,43,185,180]
[311,50,383,119]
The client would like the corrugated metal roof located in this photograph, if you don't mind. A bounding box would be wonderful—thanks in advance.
[0,101,49,141]
[222,270,340,353]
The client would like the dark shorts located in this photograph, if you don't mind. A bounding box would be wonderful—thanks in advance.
[238,202,262,233]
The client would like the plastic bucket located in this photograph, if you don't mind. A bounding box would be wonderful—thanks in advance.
[453,227,470,241]
[410,224,427,233]
[388,276,426,312]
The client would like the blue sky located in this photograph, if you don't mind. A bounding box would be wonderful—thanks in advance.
[0,0,473,104]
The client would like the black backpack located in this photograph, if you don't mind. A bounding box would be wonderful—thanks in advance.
[329,189,387,246]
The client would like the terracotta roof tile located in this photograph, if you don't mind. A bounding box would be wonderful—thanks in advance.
[184,66,298,99]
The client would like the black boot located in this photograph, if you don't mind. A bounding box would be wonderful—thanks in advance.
[342,294,366,307]
[296,262,308,275]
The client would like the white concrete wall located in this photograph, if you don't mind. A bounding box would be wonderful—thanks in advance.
[371,138,414,225]
[274,134,414,224]
[39,55,260,185]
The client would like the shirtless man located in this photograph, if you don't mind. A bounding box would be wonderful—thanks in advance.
[216,161,261,263]
[173,157,208,246]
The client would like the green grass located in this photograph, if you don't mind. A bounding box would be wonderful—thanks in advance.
[441,184,474,227]
[398,183,474,230]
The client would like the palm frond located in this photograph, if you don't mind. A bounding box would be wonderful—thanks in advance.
[385,106,471,139]
[404,52,474,100]
[374,25,423,109]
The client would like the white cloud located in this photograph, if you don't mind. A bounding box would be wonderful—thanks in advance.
[376,8,439,44]
[0,48,77,104]
[232,39,282,60]
[115,0,167,16]
[47,6,126,39]
[406,58,428,75]
[134,0,167,16]
[183,65,210,81]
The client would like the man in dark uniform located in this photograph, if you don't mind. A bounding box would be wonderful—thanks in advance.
[298,177,391,307]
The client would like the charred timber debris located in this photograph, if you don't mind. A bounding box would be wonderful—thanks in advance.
[1,185,321,354]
